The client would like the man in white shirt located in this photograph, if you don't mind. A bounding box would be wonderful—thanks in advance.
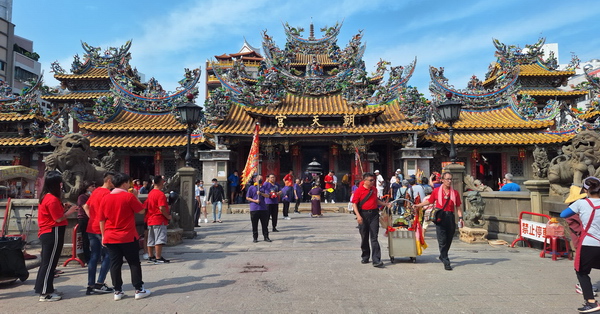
[374,170,384,198]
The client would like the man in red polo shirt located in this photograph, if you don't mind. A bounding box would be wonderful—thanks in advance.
[352,172,390,267]
[99,172,150,301]
[145,175,171,264]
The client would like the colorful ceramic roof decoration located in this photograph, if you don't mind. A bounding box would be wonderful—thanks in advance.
[425,37,590,146]
[206,21,428,136]
[39,41,209,148]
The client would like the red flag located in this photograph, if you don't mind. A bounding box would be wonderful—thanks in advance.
[240,123,260,189]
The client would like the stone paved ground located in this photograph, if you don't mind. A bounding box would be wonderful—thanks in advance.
[0,205,590,313]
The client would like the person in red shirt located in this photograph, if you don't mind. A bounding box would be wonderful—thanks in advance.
[283,170,294,187]
[145,175,171,264]
[415,172,463,271]
[351,172,390,268]
[34,171,78,302]
[324,171,335,203]
[83,171,115,295]
[98,172,150,301]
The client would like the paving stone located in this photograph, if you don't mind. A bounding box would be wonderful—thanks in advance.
[0,212,587,313]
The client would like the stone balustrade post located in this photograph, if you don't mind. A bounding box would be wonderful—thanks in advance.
[178,166,197,239]
[523,179,550,223]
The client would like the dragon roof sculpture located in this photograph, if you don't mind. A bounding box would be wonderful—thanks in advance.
[206,21,420,123]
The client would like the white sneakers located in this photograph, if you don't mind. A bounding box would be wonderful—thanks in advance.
[114,289,152,300]
[283,216,291,220]
[135,289,151,300]
[204,219,209,223]
[114,291,125,301]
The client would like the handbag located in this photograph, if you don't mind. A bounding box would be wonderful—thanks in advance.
[426,196,450,224]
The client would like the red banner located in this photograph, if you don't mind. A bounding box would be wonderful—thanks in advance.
[240,123,260,189]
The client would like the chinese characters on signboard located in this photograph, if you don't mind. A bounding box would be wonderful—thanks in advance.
[520,219,547,242]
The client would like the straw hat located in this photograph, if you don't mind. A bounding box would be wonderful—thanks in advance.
[564,185,587,204]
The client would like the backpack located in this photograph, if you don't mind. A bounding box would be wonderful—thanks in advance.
[422,184,433,195]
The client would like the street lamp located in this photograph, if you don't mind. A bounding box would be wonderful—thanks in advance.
[177,95,203,167]
[436,92,463,163]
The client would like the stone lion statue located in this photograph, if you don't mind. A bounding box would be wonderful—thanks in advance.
[464,191,485,228]
[464,175,493,192]
[45,133,106,203]
[548,131,600,196]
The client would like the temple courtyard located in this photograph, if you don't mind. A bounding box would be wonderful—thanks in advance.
[0,208,585,313]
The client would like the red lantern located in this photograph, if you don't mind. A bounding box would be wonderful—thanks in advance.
[155,150,161,161]
[331,144,339,156]
[518,148,526,161]
[291,145,299,157]
[471,149,479,160]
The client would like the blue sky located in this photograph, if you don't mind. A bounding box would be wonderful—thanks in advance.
[12,0,600,101]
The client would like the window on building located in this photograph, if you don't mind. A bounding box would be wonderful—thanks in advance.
[509,156,524,177]
[0,60,5,71]
[14,67,38,82]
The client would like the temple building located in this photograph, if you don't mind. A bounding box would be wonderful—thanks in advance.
[204,22,430,183]
[206,39,263,99]
[39,41,210,181]
[426,38,589,189]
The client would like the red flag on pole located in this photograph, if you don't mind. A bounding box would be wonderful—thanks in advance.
[240,123,260,189]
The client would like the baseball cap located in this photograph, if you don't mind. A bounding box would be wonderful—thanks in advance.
[396,169,401,172]
[374,170,380,173]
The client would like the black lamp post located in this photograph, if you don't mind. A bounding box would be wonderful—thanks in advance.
[436,92,463,163]
[177,96,203,167]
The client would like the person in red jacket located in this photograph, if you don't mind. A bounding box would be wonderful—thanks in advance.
[145,175,171,263]
[99,172,150,301]
[34,171,78,302]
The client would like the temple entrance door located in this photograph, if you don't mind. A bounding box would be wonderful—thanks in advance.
[130,156,155,181]
[476,152,502,190]
[279,151,293,179]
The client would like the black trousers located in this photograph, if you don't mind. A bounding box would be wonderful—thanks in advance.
[77,218,90,263]
[250,210,270,240]
[268,203,279,229]
[436,211,456,264]
[358,210,381,263]
[576,245,600,300]
[294,198,301,212]
[34,226,65,294]
[282,201,290,217]
[106,240,144,292]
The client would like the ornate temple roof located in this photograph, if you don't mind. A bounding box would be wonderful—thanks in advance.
[89,134,207,148]
[519,64,575,77]
[42,91,112,101]
[0,135,49,147]
[0,113,49,123]
[205,21,424,135]
[211,101,427,137]
[436,105,554,130]
[518,88,587,97]
[79,109,187,132]
[242,94,385,117]
[53,67,109,80]
[425,130,574,145]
